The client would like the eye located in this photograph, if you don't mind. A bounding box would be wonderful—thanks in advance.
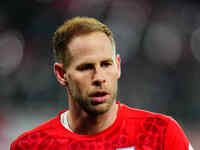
[77,64,94,71]
[101,61,112,67]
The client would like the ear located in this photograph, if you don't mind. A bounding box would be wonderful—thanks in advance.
[54,62,67,86]
[116,54,121,79]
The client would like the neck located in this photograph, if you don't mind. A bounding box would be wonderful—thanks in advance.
[67,101,118,135]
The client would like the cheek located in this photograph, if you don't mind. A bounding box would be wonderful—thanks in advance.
[69,74,90,90]
[68,79,84,98]
[67,74,79,91]
[107,69,119,80]
[106,72,118,90]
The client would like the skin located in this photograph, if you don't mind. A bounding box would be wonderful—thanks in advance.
[54,31,121,134]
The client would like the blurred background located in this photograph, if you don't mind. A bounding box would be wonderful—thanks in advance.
[0,0,200,149]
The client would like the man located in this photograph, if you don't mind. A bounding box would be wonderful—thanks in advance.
[11,17,194,150]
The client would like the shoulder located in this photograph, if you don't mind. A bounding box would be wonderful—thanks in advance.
[119,103,191,148]
[119,103,178,127]
[10,111,65,150]
[119,103,189,139]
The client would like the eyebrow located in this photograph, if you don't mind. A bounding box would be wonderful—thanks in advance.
[79,57,113,64]
[77,58,113,67]
[76,62,94,70]
[102,58,113,62]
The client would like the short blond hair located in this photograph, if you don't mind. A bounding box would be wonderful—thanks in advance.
[52,16,116,67]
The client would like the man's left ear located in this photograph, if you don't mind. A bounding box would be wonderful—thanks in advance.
[116,54,121,78]
[54,62,68,86]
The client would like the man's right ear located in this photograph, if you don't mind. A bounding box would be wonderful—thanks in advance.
[54,63,68,86]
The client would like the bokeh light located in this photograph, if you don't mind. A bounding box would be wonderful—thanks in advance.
[143,23,183,65]
[191,27,200,62]
[0,31,24,76]
[105,0,151,62]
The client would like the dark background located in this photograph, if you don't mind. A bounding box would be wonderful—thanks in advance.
[0,0,199,149]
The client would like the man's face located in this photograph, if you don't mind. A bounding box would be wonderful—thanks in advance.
[65,31,121,115]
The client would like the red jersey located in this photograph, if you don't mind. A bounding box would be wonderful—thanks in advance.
[10,102,193,150]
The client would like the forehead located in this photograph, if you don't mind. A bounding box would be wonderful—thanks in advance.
[68,32,114,63]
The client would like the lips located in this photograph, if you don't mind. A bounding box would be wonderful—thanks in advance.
[92,91,107,97]
[89,91,109,104]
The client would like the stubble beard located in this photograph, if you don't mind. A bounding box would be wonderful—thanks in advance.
[69,85,118,116]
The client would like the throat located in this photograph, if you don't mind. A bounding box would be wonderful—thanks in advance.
[66,103,118,134]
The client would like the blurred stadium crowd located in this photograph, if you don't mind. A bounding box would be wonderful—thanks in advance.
[0,0,200,149]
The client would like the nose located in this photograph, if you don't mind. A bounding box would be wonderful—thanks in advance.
[92,67,106,87]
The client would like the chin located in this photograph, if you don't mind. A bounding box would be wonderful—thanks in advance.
[85,102,112,116]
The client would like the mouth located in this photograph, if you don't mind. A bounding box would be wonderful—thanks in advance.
[89,91,109,104]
